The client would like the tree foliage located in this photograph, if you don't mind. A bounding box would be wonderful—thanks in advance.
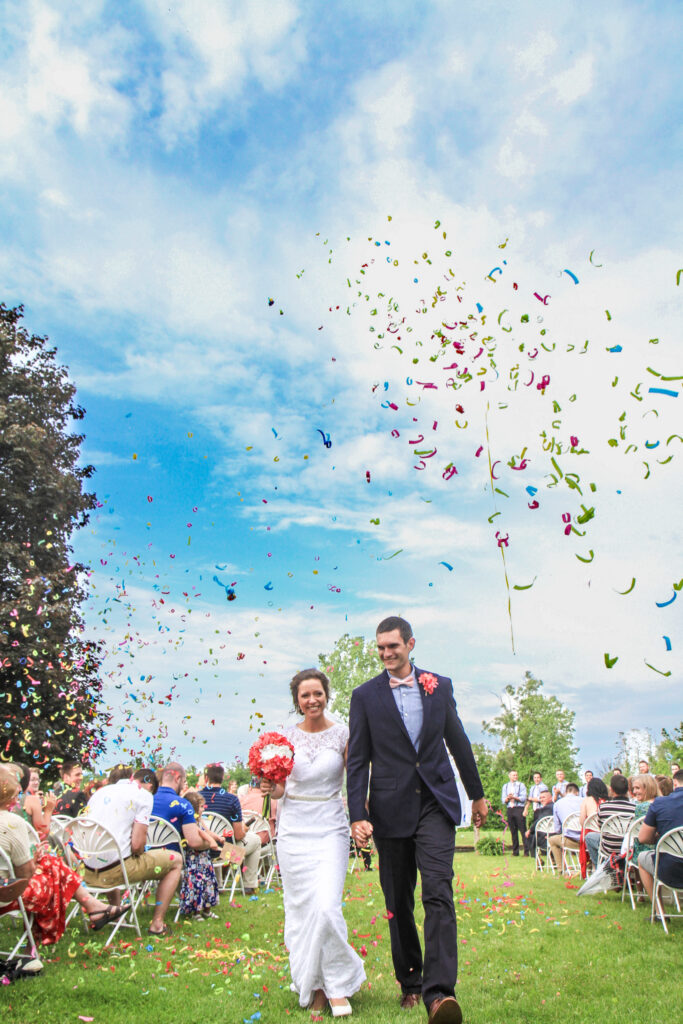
[318,633,381,722]
[478,671,581,810]
[0,304,106,776]
[656,722,683,772]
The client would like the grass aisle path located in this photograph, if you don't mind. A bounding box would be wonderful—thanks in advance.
[3,852,680,1024]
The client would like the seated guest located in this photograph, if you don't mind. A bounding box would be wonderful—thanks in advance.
[525,790,553,860]
[656,775,673,797]
[638,768,683,902]
[200,764,261,894]
[54,760,87,817]
[548,783,582,870]
[580,777,608,824]
[83,766,181,937]
[9,763,56,839]
[627,774,658,875]
[579,770,594,799]
[179,790,221,920]
[0,767,123,944]
[552,769,568,802]
[240,777,278,846]
[584,774,635,866]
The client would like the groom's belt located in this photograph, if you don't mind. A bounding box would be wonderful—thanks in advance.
[285,791,341,803]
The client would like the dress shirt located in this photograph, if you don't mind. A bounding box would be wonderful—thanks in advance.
[552,779,568,800]
[501,781,527,808]
[389,669,423,750]
[552,793,582,840]
[529,782,549,807]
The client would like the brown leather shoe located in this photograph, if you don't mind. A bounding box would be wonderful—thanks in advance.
[400,992,421,1010]
[428,996,463,1024]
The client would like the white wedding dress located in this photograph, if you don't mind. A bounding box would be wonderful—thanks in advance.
[277,721,366,1007]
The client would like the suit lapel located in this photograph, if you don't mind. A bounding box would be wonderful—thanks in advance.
[375,670,414,747]
[414,666,432,754]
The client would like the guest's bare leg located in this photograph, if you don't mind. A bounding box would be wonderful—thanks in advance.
[149,865,182,932]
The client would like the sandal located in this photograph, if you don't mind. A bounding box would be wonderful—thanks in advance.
[148,924,172,938]
[89,905,126,931]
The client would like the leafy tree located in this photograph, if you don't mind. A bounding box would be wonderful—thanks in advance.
[481,671,581,808]
[318,634,381,722]
[0,304,106,777]
[654,722,683,774]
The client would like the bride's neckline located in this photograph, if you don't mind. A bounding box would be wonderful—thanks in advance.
[295,720,337,735]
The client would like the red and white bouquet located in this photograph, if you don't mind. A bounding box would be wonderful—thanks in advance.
[247,731,295,817]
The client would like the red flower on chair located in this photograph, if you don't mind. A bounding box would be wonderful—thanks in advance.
[418,673,438,694]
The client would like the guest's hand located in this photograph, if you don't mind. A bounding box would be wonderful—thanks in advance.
[44,792,57,813]
[351,820,373,845]
[471,798,488,827]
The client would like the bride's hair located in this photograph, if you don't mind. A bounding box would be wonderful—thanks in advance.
[290,669,331,713]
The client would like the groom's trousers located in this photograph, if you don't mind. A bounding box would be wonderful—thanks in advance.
[373,789,458,1008]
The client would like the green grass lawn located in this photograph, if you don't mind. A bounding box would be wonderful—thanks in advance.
[3,851,680,1024]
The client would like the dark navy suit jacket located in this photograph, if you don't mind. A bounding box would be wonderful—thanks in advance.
[346,666,484,838]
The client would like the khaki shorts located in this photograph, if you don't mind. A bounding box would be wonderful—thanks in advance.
[83,848,179,889]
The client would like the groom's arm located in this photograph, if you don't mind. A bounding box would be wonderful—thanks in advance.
[443,678,485,804]
[347,687,372,828]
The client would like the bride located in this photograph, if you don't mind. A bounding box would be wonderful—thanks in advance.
[260,669,365,1017]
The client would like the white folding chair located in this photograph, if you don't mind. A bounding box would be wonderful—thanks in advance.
[597,812,634,868]
[0,847,38,962]
[246,814,279,889]
[534,817,555,872]
[65,819,141,945]
[561,813,581,875]
[582,812,599,835]
[621,815,647,909]
[202,812,244,899]
[142,816,186,922]
[51,814,75,829]
[650,825,683,934]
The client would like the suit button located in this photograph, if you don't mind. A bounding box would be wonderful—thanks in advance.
[415,762,420,768]
[415,787,421,794]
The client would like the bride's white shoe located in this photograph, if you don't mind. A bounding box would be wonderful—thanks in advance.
[330,999,352,1017]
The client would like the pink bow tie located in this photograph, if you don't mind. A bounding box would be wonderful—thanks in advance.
[389,675,414,688]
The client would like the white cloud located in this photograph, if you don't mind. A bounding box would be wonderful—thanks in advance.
[514,30,558,77]
[142,0,305,143]
[551,53,594,104]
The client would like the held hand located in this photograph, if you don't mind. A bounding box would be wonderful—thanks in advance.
[471,798,488,828]
[351,820,373,845]
[260,779,275,795]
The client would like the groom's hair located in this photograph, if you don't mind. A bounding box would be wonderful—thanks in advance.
[376,616,413,642]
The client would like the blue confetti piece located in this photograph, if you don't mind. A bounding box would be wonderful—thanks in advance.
[649,387,679,398]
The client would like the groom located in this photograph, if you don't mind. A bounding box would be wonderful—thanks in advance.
[347,616,487,1024]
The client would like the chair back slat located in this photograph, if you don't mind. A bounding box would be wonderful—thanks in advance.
[535,817,554,835]
[147,817,186,865]
[658,826,683,858]
[562,812,580,835]
[600,812,633,838]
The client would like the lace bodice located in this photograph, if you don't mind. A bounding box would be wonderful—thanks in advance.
[283,721,348,800]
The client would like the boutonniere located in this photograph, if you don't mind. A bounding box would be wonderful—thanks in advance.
[418,672,438,695]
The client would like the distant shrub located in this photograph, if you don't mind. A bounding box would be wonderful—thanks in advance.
[476,835,504,856]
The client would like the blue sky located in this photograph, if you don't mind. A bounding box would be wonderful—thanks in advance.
[2,0,682,775]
